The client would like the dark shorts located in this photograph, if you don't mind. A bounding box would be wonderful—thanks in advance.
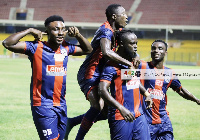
[31,105,68,140]
[109,114,150,140]
[149,115,173,140]
[78,75,100,99]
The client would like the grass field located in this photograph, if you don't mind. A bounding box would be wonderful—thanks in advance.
[0,58,200,140]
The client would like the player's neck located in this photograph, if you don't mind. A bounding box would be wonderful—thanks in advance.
[118,52,132,62]
[108,21,118,31]
[152,60,164,69]
[47,40,60,51]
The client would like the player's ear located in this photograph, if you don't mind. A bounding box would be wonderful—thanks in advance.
[112,14,117,20]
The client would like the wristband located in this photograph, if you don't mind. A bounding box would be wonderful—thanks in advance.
[144,91,150,97]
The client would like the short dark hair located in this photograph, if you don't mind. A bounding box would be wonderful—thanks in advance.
[105,4,122,20]
[116,30,135,44]
[44,15,64,27]
[151,39,168,51]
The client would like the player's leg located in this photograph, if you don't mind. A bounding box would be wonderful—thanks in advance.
[75,86,101,140]
[132,114,151,140]
[156,116,174,140]
[53,106,68,140]
[94,99,108,122]
[64,78,91,140]
[31,106,60,140]
[109,119,133,140]
[156,131,173,140]
[147,121,162,140]
[64,114,85,140]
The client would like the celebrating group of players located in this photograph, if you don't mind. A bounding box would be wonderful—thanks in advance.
[3,3,200,140]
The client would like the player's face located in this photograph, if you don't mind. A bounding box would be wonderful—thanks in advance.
[46,21,67,45]
[151,42,167,62]
[122,33,138,59]
[114,6,128,29]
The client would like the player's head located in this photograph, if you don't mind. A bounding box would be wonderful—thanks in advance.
[44,15,64,27]
[105,4,128,29]
[116,30,138,60]
[44,15,67,45]
[151,40,168,62]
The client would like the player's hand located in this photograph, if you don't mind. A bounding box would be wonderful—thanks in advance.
[196,99,200,105]
[132,55,140,69]
[128,63,135,70]
[68,26,79,37]
[29,28,47,41]
[119,105,135,122]
[145,95,153,109]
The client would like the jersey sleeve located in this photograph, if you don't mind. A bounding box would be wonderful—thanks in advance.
[167,69,182,91]
[138,62,142,69]
[100,28,113,41]
[100,65,117,83]
[24,41,38,56]
[169,78,182,91]
[63,41,77,55]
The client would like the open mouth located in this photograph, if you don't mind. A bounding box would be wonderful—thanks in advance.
[154,54,160,58]
[57,37,64,42]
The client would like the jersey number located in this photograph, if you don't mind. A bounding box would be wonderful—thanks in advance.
[43,129,52,136]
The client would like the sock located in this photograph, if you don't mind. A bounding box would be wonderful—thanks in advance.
[75,107,100,140]
[64,114,84,140]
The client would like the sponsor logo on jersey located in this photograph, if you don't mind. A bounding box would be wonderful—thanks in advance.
[54,54,65,61]
[61,49,68,56]
[46,65,67,76]
[126,77,140,90]
[147,88,165,100]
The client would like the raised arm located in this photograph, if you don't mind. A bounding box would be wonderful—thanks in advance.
[99,81,135,122]
[100,38,134,69]
[2,28,45,53]
[67,26,92,55]
[176,87,200,105]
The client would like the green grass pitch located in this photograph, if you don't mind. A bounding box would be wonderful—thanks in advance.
[0,58,199,140]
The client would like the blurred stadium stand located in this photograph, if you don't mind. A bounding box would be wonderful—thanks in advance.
[0,0,200,65]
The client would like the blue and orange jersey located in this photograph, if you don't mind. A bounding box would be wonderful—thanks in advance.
[100,62,143,121]
[77,21,115,82]
[139,61,182,124]
[24,41,77,106]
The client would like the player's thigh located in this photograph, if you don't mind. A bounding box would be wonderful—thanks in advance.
[156,131,173,140]
[109,120,133,140]
[54,106,68,140]
[157,117,174,140]
[88,86,101,109]
[132,114,151,140]
[31,106,60,140]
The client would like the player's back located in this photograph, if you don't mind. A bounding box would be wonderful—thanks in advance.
[77,21,114,81]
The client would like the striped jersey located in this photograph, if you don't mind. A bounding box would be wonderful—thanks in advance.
[100,62,143,121]
[24,41,77,106]
[139,61,182,124]
[77,21,115,81]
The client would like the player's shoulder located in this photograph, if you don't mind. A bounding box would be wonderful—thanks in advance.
[100,21,113,32]
[103,61,120,72]
[62,40,74,47]
[138,60,148,69]
[164,65,172,70]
